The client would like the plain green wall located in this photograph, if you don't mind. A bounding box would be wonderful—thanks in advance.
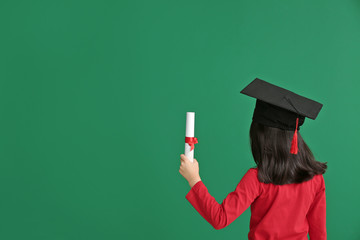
[1,0,360,239]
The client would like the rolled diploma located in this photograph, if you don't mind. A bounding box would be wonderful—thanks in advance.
[185,112,195,163]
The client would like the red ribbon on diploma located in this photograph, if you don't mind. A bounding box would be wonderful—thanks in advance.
[185,137,198,151]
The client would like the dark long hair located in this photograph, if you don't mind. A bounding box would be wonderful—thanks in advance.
[249,121,327,185]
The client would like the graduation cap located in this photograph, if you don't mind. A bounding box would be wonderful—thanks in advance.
[240,78,323,154]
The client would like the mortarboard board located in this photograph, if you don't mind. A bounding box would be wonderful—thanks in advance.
[240,78,323,154]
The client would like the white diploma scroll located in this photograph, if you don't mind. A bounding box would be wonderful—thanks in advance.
[184,112,197,163]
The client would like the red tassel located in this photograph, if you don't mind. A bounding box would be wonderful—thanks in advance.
[290,117,299,154]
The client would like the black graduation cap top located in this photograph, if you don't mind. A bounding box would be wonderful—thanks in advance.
[240,78,323,130]
[240,78,323,154]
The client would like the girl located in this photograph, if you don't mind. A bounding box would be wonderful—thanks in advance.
[179,78,327,240]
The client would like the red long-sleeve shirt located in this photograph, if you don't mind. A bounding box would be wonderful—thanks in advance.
[185,168,326,240]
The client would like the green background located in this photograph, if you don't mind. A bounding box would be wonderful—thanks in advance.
[1,0,359,239]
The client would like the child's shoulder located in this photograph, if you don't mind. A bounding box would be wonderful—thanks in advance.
[312,173,325,185]
[243,167,259,179]
[240,167,261,187]
[247,167,258,174]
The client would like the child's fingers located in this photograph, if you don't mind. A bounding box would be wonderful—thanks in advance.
[180,154,189,162]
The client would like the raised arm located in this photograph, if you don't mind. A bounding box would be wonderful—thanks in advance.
[185,168,261,230]
[307,175,326,239]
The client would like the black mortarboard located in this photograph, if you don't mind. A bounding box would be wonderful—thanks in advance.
[240,78,323,154]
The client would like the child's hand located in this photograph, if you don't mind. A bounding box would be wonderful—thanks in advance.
[179,154,201,188]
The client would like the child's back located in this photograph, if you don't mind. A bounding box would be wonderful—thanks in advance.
[248,168,326,240]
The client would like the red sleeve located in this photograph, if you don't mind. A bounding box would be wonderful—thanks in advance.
[185,168,261,230]
[307,174,326,240]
